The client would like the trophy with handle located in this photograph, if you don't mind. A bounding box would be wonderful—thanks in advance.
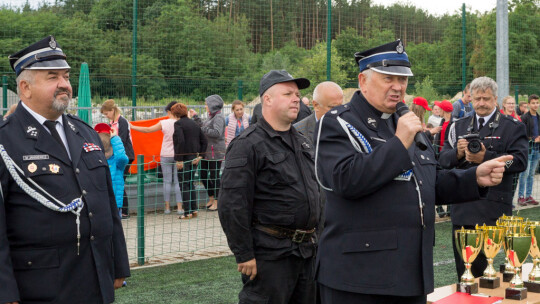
[476,224,504,289]
[524,221,540,293]
[497,215,524,282]
[504,232,532,300]
[455,227,484,294]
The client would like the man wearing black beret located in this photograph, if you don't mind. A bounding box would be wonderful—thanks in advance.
[0,36,130,304]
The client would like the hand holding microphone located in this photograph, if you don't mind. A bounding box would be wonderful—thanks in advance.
[395,102,429,150]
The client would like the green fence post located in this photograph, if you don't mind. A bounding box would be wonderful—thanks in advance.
[2,75,7,115]
[131,0,138,121]
[137,154,145,266]
[238,80,243,101]
[515,85,519,104]
[326,0,332,81]
[461,3,466,91]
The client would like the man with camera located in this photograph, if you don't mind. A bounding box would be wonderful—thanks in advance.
[439,76,528,280]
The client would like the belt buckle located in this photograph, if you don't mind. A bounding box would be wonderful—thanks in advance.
[292,230,306,243]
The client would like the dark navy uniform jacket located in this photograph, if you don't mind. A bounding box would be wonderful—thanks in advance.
[439,112,528,226]
[0,103,130,304]
[315,91,482,296]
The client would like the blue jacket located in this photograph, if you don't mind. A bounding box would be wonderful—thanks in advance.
[107,136,129,209]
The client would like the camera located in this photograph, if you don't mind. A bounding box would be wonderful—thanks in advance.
[459,133,483,154]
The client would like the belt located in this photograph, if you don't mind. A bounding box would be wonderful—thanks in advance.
[254,224,315,243]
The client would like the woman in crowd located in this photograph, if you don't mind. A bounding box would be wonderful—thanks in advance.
[130,101,183,215]
[225,100,250,147]
[101,99,135,218]
[501,96,522,121]
[173,103,208,219]
[410,97,441,140]
[192,95,226,211]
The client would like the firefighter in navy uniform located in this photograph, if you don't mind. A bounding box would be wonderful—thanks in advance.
[0,36,129,304]
[219,70,321,304]
[314,40,513,304]
[438,76,528,280]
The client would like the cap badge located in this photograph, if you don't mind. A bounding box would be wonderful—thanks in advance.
[396,41,404,54]
[28,162,37,173]
[49,36,57,49]
[49,163,60,174]
[367,117,377,128]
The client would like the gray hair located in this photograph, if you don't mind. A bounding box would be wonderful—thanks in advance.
[16,70,35,97]
[470,76,498,96]
[313,81,343,103]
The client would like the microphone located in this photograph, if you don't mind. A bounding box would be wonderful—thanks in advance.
[395,102,429,151]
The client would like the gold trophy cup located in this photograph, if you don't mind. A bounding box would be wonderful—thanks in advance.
[455,227,484,294]
[524,221,540,293]
[476,224,505,288]
[504,232,532,300]
[497,216,524,282]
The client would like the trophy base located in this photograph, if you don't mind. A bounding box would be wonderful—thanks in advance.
[524,281,540,293]
[503,272,514,282]
[479,277,500,289]
[500,264,506,272]
[456,282,478,294]
[505,287,527,300]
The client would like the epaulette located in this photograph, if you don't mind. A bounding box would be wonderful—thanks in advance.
[324,104,351,118]
[237,124,256,139]
[66,113,93,130]
[499,114,520,125]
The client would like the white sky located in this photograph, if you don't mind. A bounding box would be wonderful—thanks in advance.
[3,0,498,16]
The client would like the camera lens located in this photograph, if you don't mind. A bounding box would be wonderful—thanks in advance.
[468,139,482,154]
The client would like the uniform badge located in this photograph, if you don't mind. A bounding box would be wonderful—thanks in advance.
[302,142,310,149]
[49,164,60,174]
[49,36,57,49]
[28,162,37,173]
[83,142,101,152]
[26,126,38,138]
[23,154,49,161]
[367,117,377,128]
[396,41,404,54]
[68,121,77,132]
[505,160,513,169]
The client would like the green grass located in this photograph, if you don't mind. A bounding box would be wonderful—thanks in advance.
[115,207,540,303]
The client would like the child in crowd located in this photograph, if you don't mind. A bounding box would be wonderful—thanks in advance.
[95,123,129,216]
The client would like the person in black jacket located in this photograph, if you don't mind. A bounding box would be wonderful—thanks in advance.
[219,70,321,304]
[249,102,262,125]
[172,103,208,219]
[438,76,528,280]
[518,94,540,205]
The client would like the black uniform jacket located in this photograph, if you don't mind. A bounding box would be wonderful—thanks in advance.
[315,91,482,296]
[438,112,528,226]
[219,118,321,263]
[521,111,540,140]
[0,103,130,304]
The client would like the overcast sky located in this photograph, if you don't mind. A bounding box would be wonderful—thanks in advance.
[3,0,498,16]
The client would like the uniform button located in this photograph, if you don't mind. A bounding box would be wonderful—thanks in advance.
[42,167,47,171]
[427,157,430,161]
[82,190,87,196]
[75,168,80,174]
[412,161,415,166]
[98,160,103,163]
[421,155,425,159]
[419,180,423,186]
[365,243,370,248]
[27,261,32,266]
[90,236,95,241]
[89,212,93,218]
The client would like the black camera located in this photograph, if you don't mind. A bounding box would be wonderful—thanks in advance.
[459,133,483,154]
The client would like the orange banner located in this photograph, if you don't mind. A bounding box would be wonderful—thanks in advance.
[129,116,168,174]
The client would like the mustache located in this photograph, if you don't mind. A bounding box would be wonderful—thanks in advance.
[54,89,71,98]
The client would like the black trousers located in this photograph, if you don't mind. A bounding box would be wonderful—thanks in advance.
[319,284,426,304]
[178,161,198,215]
[200,159,222,199]
[452,224,488,280]
[239,255,316,304]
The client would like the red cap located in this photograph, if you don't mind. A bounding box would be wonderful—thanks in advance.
[434,100,453,112]
[413,96,431,111]
[94,123,111,134]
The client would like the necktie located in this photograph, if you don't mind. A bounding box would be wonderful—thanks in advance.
[44,120,68,155]
[478,117,485,130]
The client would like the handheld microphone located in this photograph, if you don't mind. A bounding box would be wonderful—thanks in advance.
[395,102,429,151]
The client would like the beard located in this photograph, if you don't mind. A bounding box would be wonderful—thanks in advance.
[51,89,71,113]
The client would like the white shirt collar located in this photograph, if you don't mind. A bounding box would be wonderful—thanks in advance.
[21,101,63,126]
[476,108,497,129]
